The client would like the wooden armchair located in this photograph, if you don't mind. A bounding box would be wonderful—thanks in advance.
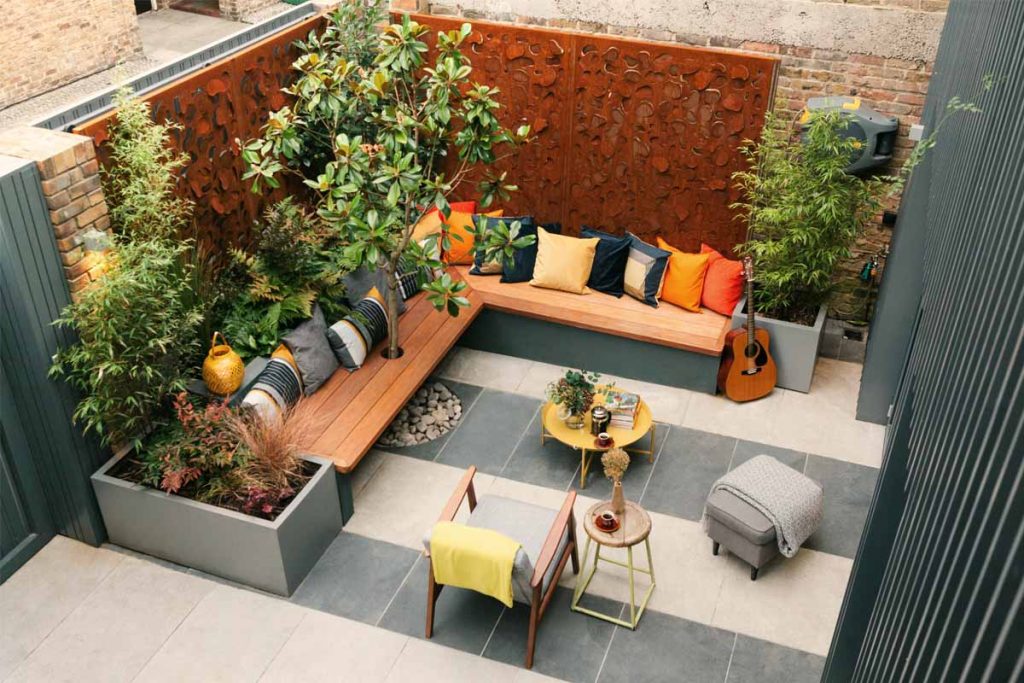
[425,466,579,669]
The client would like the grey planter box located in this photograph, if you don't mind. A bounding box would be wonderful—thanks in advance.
[732,297,827,393]
[91,452,342,596]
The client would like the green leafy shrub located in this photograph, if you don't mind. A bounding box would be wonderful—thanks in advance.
[50,237,203,448]
[222,198,349,359]
[103,87,192,239]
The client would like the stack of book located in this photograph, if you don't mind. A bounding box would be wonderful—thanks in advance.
[603,389,640,430]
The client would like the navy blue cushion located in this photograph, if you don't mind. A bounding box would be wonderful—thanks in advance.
[580,227,631,297]
[471,215,536,276]
[500,221,560,283]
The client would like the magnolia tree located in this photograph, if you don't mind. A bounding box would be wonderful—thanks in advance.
[244,12,531,358]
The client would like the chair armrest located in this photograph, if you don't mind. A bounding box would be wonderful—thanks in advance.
[531,490,576,588]
[438,466,478,523]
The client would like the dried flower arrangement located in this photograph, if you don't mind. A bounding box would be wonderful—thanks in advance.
[602,447,630,483]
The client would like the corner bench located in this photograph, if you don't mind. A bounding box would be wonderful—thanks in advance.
[301,267,730,523]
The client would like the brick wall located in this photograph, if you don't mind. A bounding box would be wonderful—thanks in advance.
[0,128,111,297]
[219,0,281,21]
[410,0,949,319]
[0,0,143,109]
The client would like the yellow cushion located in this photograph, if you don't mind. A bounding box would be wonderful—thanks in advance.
[411,211,444,241]
[530,228,599,295]
[656,237,710,312]
[447,210,503,265]
[430,521,521,608]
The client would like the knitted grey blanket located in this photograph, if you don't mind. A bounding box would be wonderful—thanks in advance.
[703,455,824,558]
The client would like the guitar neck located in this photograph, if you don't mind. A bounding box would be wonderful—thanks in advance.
[746,277,755,342]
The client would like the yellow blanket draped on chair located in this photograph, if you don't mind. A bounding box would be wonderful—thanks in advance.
[430,521,522,607]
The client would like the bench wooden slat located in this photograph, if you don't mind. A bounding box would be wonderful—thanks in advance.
[454,266,730,355]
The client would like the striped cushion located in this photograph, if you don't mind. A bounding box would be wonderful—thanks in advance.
[327,287,389,370]
[241,346,302,421]
[397,246,440,301]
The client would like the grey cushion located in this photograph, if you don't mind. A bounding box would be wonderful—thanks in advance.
[705,489,776,545]
[343,265,405,315]
[423,495,569,605]
[281,305,339,396]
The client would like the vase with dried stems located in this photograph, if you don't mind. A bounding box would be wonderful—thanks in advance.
[602,447,630,515]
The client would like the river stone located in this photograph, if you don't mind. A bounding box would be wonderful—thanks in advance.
[375,380,464,448]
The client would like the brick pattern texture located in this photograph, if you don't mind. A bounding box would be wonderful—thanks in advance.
[420,0,948,318]
[0,0,143,109]
[219,0,281,20]
[0,129,111,297]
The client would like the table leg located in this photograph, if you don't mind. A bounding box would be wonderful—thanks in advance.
[648,423,656,463]
[645,538,656,584]
[572,535,593,606]
[579,449,590,489]
[627,545,637,626]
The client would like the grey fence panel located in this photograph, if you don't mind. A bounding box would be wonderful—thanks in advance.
[33,2,316,132]
[0,159,108,552]
[826,1,1024,680]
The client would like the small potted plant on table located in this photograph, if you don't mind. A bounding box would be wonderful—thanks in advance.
[546,369,600,429]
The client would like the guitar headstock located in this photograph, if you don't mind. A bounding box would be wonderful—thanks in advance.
[743,257,754,282]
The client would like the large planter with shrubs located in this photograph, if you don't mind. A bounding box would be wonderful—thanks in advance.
[732,297,827,393]
[91,450,341,596]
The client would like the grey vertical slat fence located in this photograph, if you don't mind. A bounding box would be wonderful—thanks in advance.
[826,0,1024,680]
[0,159,108,556]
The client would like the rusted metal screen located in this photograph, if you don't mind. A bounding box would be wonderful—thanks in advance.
[412,14,778,255]
[74,15,323,252]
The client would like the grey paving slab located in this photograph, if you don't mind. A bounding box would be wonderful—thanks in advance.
[640,427,736,521]
[436,389,540,474]
[377,556,504,655]
[383,379,484,462]
[726,634,826,683]
[731,439,807,472]
[598,610,735,683]
[483,587,618,683]
[499,410,581,490]
[290,533,418,624]
[571,424,669,500]
[803,455,879,558]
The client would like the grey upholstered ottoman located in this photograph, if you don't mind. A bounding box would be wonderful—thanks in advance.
[703,455,824,581]
[705,489,778,580]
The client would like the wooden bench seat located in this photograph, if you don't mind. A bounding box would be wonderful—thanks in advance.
[454,266,730,356]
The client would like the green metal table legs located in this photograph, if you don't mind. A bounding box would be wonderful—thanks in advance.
[570,535,656,629]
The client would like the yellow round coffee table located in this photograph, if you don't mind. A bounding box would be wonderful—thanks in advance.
[540,386,655,488]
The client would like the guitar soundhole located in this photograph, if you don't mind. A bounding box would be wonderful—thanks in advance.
[744,343,759,358]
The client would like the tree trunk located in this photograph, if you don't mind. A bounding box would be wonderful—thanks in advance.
[385,264,401,359]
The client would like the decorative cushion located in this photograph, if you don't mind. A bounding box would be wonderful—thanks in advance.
[326,287,389,370]
[471,215,536,276]
[241,345,302,421]
[446,210,502,265]
[656,237,710,312]
[343,265,405,315]
[701,243,746,316]
[411,201,478,242]
[501,222,561,284]
[623,232,671,307]
[281,304,339,396]
[530,227,599,295]
[580,227,631,297]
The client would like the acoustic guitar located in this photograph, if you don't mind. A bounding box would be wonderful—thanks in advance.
[718,258,777,402]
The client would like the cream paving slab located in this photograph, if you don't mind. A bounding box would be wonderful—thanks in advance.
[559,511,727,627]
[436,347,534,393]
[7,557,214,682]
[350,447,390,498]
[136,585,305,682]
[383,638,521,682]
[0,536,124,679]
[259,610,409,682]
[512,669,567,682]
[711,547,853,656]
[345,452,496,550]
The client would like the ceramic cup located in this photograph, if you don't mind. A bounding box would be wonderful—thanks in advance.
[597,432,612,447]
[598,511,616,528]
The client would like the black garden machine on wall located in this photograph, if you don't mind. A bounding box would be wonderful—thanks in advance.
[801,96,900,174]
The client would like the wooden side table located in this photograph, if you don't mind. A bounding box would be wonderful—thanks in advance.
[571,500,655,629]
[540,386,655,489]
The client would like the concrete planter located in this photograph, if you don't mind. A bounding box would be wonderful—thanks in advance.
[91,451,342,596]
[732,297,828,393]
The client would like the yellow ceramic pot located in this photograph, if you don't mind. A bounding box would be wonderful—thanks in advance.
[202,332,244,396]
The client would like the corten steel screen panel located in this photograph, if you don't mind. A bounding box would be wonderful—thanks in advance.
[410,13,778,255]
[74,15,323,252]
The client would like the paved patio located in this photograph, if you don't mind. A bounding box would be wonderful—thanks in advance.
[0,349,880,682]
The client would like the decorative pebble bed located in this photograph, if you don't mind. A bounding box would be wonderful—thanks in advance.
[376,382,463,447]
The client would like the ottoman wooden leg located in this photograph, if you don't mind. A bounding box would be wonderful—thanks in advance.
[712,541,720,556]
[750,566,759,581]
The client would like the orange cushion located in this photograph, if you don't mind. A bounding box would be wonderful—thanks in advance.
[446,210,502,265]
[656,237,709,312]
[700,243,745,316]
[412,211,444,241]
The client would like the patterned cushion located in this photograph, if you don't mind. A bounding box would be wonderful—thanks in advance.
[327,287,389,370]
[241,345,303,421]
[623,232,671,307]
